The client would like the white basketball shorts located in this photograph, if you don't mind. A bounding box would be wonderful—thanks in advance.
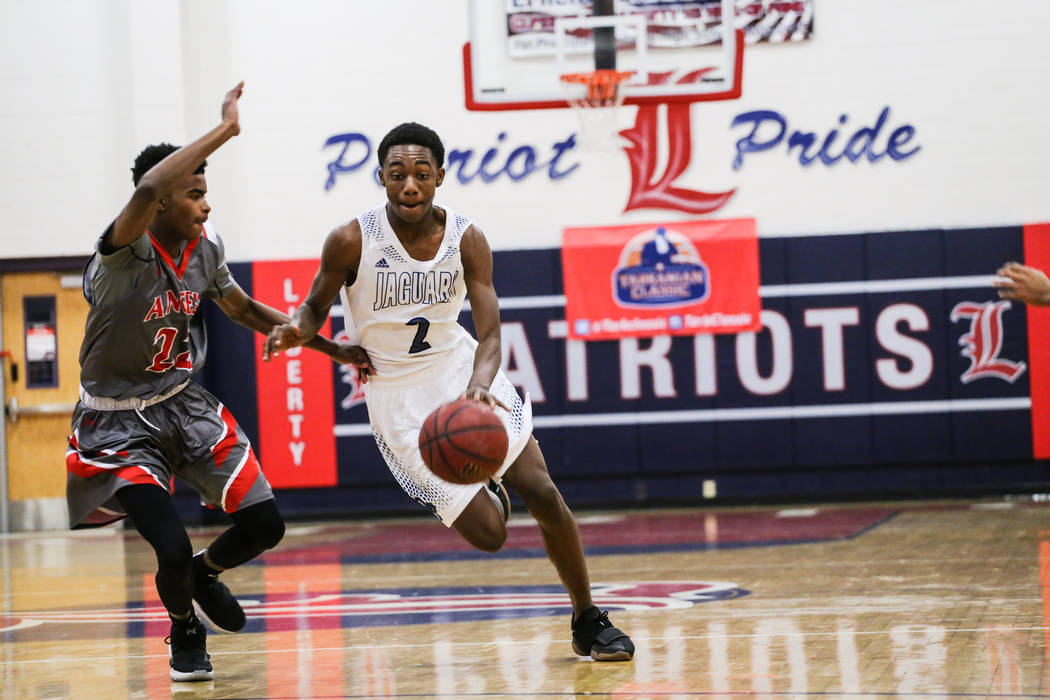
[364,337,533,526]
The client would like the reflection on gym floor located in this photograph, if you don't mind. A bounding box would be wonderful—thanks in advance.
[3,499,1049,698]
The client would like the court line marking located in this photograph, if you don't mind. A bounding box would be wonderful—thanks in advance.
[4,625,1049,667]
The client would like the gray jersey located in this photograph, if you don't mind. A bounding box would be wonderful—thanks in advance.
[78,221,237,400]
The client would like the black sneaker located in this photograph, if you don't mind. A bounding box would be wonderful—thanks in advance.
[192,552,246,634]
[166,615,213,682]
[487,479,511,522]
[571,606,635,661]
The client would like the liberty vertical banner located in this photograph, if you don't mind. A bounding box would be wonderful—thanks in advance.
[562,218,761,340]
[1023,222,1050,459]
[252,260,337,488]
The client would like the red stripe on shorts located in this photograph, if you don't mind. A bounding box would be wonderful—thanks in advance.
[212,405,240,469]
[66,450,162,487]
[222,449,261,513]
[215,404,261,513]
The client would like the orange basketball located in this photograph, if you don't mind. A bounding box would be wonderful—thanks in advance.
[418,398,509,484]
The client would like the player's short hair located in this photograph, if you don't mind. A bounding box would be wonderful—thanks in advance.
[131,143,207,186]
[377,122,445,169]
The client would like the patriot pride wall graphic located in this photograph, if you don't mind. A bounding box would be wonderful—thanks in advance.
[562,218,760,340]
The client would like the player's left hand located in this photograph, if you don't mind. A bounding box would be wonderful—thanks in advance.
[263,323,305,361]
[332,343,375,383]
[461,386,509,412]
[221,81,244,135]
[994,262,1050,306]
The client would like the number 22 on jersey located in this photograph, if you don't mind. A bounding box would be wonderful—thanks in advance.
[146,326,192,373]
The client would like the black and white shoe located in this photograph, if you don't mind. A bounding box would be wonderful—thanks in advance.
[192,551,246,634]
[166,614,213,682]
[571,606,635,661]
[487,479,511,522]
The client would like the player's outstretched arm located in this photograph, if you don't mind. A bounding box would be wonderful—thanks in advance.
[108,82,244,250]
[994,262,1050,306]
[212,283,345,359]
[263,221,363,361]
[461,224,503,407]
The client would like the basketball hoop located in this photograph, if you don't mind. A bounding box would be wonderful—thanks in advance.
[559,69,634,152]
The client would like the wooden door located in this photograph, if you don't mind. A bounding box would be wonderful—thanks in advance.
[2,271,87,530]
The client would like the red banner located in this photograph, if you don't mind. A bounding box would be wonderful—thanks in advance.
[561,218,761,340]
[1024,222,1050,459]
[252,260,337,488]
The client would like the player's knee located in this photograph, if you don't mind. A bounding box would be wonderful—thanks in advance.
[519,479,565,524]
[254,513,285,551]
[472,524,507,553]
[155,537,194,573]
[233,499,285,551]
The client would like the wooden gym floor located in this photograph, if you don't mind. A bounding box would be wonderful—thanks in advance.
[2,497,1050,698]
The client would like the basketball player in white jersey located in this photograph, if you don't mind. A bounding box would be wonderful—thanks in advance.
[264,122,634,661]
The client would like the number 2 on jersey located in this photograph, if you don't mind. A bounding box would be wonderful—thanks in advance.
[146,326,192,373]
[406,317,432,354]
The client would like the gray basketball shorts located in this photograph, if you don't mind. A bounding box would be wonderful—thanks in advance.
[66,381,273,528]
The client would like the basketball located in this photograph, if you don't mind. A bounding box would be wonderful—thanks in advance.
[418,398,509,484]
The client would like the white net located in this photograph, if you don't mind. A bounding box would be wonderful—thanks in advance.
[561,70,633,153]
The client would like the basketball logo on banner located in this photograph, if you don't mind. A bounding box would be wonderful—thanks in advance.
[613,227,710,308]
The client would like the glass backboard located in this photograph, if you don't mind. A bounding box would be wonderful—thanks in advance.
[464,0,745,111]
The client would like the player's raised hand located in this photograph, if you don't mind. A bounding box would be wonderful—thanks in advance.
[262,322,305,361]
[994,262,1050,306]
[222,81,244,135]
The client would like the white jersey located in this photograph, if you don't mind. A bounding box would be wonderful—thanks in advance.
[343,204,473,386]
[343,204,535,526]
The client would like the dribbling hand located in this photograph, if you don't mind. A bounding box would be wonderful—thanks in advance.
[461,386,509,413]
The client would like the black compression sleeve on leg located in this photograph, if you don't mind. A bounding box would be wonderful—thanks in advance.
[204,498,285,570]
[115,484,194,616]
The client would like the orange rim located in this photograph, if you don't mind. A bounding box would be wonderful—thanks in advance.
[560,69,634,102]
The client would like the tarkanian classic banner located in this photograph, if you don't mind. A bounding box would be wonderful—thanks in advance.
[562,218,761,340]
[252,260,337,488]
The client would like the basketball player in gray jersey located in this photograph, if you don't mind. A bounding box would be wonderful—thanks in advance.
[264,122,634,662]
[67,82,356,682]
